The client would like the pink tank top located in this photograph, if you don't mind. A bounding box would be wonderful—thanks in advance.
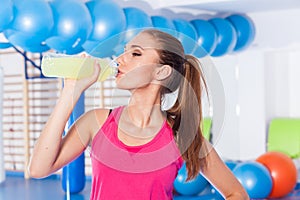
[90,106,183,200]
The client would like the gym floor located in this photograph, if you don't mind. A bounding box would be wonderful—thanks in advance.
[0,173,300,200]
[0,174,91,200]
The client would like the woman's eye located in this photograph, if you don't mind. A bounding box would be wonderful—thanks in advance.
[132,52,141,56]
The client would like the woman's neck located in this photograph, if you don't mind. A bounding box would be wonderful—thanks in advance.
[127,87,164,128]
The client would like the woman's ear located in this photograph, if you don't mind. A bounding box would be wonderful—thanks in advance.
[155,65,172,81]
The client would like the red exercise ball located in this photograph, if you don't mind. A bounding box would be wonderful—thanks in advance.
[256,151,297,198]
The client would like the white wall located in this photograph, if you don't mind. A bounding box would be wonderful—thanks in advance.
[252,9,300,122]
[0,66,5,183]
[211,50,266,161]
[249,9,300,49]
[265,50,300,117]
[210,55,240,160]
[209,8,300,160]
[289,51,300,117]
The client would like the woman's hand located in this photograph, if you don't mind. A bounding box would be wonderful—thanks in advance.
[63,59,101,96]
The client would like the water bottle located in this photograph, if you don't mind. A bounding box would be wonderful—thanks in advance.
[41,53,118,81]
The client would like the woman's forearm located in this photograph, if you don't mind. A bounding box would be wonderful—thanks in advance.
[28,87,81,178]
[226,192,250,200]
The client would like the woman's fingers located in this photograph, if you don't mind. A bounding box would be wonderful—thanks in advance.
[91,60,101,81]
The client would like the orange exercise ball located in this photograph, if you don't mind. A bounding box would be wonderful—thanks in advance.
[256,151,297,198]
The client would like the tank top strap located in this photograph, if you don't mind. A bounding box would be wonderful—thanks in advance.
[108,106,125,124]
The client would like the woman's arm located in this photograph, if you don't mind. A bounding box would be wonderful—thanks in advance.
[201,141,249,200]
[28,61,102,178]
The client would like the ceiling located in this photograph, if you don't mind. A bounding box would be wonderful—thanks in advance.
[121,0,300,14]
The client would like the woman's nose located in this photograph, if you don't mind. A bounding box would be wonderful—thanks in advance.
[116,53,124,66]
[116,51,129,66]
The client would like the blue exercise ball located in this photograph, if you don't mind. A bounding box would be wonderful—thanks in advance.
[8,0,53,38]
[209,186,225,200]
[8,32,50,53]
[4,0,53,49]
[64,45,84,55]
[84,32,125,58]
[151,16,177,37]
[174,193,223,200]
[45,0,92,53]
[233,161,273,199]
[82,0,126,58]
[0,42,12,49]
[209,18,237,57]
[174,163,209,196]
[85,0,126,42]
[112,7,152,56]
[0,0,14,32]
[226,14,255,52]
[62,153,86,194]
[123,7,152,43]
[190,19,217,58]
[173,19,198,54]
[4,29,50,53]
[225,160,239,171]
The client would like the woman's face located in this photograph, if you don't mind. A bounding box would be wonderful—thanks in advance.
[115,32,162,90]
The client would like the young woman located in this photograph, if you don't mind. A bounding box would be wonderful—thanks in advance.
[29,29,249,200]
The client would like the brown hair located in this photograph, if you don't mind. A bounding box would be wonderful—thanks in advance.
[142,29,209,180]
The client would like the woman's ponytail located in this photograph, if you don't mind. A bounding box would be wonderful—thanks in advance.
[167,55,208,180]
[143,29,209,180]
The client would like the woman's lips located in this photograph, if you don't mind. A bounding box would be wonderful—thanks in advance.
[116,69,124,77]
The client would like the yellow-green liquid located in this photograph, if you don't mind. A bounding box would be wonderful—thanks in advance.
[41,56,116,81]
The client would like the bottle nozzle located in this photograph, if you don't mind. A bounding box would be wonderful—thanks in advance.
[109,60,119,77]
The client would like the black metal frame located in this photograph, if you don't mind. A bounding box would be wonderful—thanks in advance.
[12,46,45,80]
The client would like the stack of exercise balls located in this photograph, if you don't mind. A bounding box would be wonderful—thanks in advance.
[173,151,298,199]
[232,161,273,198]
[174,163,209,196]
[173,161,238,199]
[0,0,255,58]
[233,151,297,199]
[256,152,298,198]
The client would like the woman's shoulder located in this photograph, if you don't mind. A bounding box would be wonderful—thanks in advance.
[81,108,111,137]
[83,108,111,119]
[85,106,124,137]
